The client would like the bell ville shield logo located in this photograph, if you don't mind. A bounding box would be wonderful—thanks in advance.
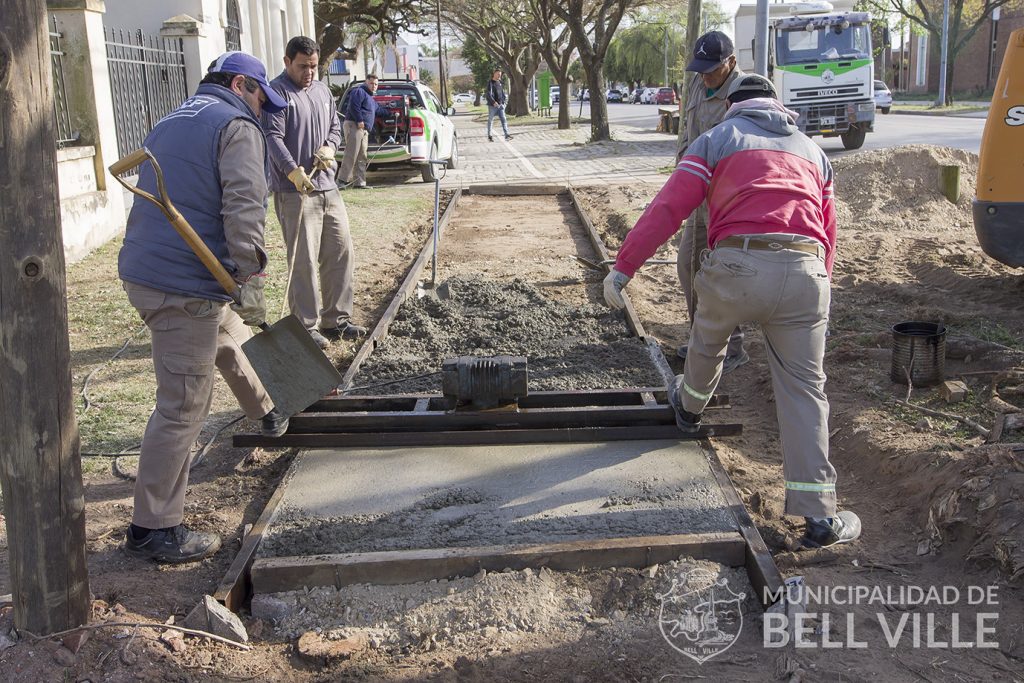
[657,568,746,664]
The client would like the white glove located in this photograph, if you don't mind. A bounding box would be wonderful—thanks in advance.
[603,269,631,310]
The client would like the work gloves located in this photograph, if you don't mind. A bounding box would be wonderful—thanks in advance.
[231,277,266,327]
[287,166,316,194]
[313,145,336,173]
[603,269,631,310]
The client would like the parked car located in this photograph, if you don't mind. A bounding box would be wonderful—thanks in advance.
[874,80,892,114]
[578,88,590,101]
[337,79,457,183]
[640,87,658,104]
[550,86,560,104]
[452,92,473,104]
[627,89,642,103]
[606,88,623,103]
[655,87,677,105]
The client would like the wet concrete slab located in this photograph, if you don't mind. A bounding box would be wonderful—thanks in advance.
[259,439,737,558]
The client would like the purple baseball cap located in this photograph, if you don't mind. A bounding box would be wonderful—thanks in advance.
[208,51,287,113]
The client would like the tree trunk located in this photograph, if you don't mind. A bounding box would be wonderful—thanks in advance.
[0,0,91,635]
[557,75,571,128]
[508,70,531,116]
[586,61,610,141]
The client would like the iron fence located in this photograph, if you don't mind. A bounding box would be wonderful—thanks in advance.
[105,27,188,161]
[50,15,79,147]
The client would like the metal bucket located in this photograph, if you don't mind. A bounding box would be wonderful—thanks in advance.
[890,322,946,386]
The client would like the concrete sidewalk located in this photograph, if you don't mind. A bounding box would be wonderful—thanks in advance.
[440,112,675,187]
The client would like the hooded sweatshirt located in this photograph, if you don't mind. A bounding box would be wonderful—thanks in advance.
[616,98,836,277]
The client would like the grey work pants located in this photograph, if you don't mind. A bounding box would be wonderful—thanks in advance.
[274,188,355,331]
[124,281,273,529]
[677,205,743,355]
[675,234,837,518]
[339,120,369,186]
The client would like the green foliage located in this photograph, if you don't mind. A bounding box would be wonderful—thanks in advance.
[421,68,436,86]
[460,35,495,92]
[606,20,687,86]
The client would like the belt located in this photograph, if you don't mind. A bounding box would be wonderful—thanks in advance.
[715,236,824,257]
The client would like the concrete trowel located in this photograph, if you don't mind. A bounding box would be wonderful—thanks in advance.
[110,148,342,419]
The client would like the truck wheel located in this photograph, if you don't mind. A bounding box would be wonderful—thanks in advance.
[841,126,866,150]
[421,141,439,182]
[446,136,459,170]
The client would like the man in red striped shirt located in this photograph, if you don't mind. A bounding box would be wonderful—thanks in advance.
[604,74,860,548]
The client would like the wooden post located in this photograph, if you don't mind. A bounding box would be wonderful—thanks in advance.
[676,0,703,153]
[938,163,961,203]
[0,0,91,634]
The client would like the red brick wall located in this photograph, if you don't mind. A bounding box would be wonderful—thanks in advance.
[927,10,1024,95]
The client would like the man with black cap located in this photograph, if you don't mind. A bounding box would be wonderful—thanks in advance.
[604,74,861,549]
[676,30,748,372]
[119,51,291,563]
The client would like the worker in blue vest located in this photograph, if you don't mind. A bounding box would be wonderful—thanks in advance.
[118,52,289,564]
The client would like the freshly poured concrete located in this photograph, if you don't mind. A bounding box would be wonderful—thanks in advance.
[259,439,737,558]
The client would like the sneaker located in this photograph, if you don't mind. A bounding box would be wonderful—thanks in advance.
[676,345,749,374]
[722,348,750,373]
[320,322,367,341]
[802,511,862,548]
[505,134,513,141]
[487,135,494,142]
[668,382,703,434]
[354,184,373,190]
[124,524,221,564]
[308,329,330,350]
[261,408,289,437]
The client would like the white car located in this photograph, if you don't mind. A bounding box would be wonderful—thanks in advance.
[874,80,892,114]
[338,79,458,182]
[641,87,658,104]
[452,92,473,104]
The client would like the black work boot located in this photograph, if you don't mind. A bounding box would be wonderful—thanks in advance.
[261,408,289,437]
[320,322,367,341]
[124,524,221,564]
[802,511,863,548]
[668,382,702,434]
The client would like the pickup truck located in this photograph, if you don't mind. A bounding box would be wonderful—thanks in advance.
[337,78,458,182]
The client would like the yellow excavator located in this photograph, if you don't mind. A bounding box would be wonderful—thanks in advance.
[975,28,1024,266]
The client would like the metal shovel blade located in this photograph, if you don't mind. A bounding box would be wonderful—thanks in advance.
[241,314,342,417]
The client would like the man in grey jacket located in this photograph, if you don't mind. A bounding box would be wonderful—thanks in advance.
[119,51,290,564]
[265,36,366,349]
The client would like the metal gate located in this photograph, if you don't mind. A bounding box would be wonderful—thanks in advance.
[225,0,242,52]
[105,27,188,161]
[50,15,79,147]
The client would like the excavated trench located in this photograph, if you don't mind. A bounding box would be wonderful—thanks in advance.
[258,193,733,559]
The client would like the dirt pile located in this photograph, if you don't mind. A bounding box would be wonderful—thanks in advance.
[352,275,663,393]
[832,144,978,234]
[260,559,757,653]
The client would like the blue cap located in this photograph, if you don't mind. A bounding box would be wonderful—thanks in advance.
[687,31,735,73]
[208,51,287,113]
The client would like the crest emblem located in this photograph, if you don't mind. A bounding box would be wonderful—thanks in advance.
[821,69,836,85]
[657,568,746,663]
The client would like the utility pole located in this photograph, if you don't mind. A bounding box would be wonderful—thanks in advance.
[987,7,1001,91]
[937,0,950,105]
[755,0,770,76]
[435,1,446,105]
[663,26,669,86]
[678,0,703,150]
[0,0,91,635]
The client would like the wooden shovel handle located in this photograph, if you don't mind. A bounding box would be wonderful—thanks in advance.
[165,210,240,298]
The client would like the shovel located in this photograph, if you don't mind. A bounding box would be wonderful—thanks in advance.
[110,148,342,418]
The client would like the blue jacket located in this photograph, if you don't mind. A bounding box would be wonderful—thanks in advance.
[344,84,378,130]
[118,84,265,301]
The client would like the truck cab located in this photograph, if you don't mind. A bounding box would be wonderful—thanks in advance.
[735,1,875,150]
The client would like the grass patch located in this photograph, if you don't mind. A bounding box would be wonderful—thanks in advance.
[68,189,433,455]
[892,104,987,114]
[957,319,1023,350]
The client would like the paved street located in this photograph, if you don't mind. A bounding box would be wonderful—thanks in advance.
[375,103,986,189]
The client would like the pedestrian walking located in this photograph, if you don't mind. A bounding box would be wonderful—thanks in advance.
[119,51,290,564]
[264,36,366,349]
[604,75,861,548]
[676,31,748,371]
[339,74,380,189]
[486,69,513,142]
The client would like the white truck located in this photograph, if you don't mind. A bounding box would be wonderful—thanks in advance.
[734,1,876,150]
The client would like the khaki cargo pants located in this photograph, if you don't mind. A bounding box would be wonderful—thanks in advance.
[124,281,274,529]
[339,119,369,187]
[677,204,743,355]
[674,234,838,518]
[274,188,355,332]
